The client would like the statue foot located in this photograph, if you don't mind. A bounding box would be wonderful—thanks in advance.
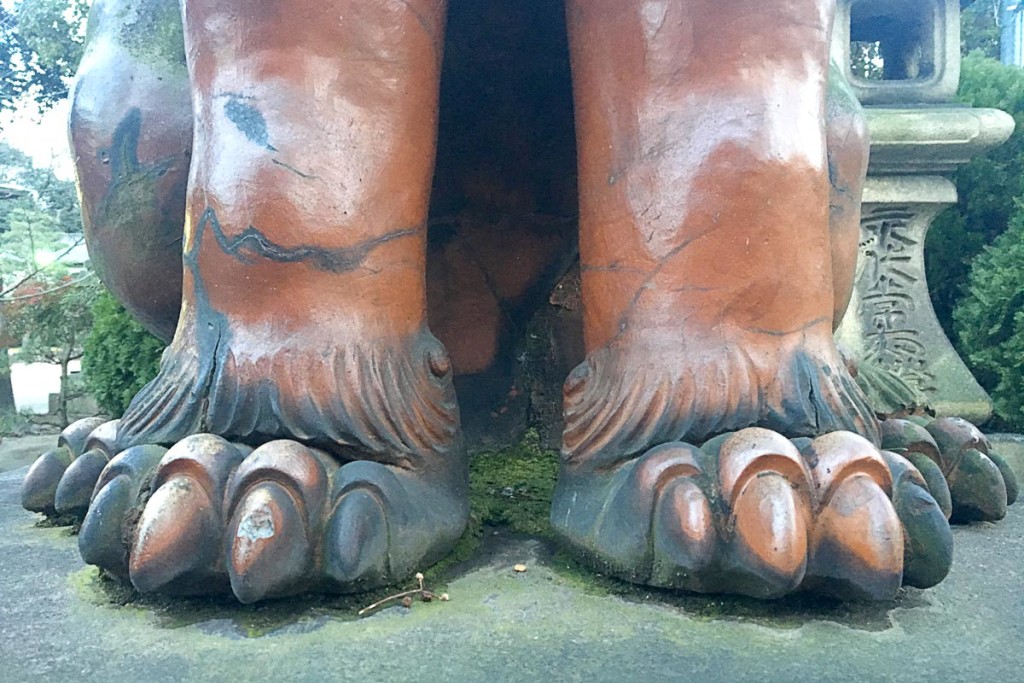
[880,417,1018,523]
[20,323,468,603]
[23,422,466,602]
[551,428,952,601]
[22,417,116,516]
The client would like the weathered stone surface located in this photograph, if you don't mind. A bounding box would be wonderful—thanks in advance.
[865,108,1015,175]
[0,434,61,474]
[836,177,994,423]
[3,462,1024,682]
[835,104,1015,424]
[988,433,1024,482]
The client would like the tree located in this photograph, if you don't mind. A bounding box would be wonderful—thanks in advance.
[1,0,88,113]
[961,1,1001,59]
[5,274,99,426]
[82,290,165,416]
[1,143,85,420]
[954,206,1024,430]
[925,52,1024,339]
[0,142,81,236]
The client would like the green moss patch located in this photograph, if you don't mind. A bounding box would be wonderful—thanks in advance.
[468,428,559,538]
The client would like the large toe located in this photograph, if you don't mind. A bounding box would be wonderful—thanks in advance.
[648,444,717,590]
[712,429,813,598]
[880,451,953,589]
[129,435,243,594]
[802,433,903,601]
[322,460,466,593]
[224,441,328,603]
[323,488,389,591]
[927,418,1008,522]
[54,449,110,516]
[79,444,168,577]
[21,447,74,514]
[21,417,111,514]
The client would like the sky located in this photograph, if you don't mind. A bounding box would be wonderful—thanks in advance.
[0,99,75,181]
[0,0,76,181]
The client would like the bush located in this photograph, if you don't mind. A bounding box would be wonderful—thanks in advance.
[926,53,1024,338]
[953,207,1024,431]
[82,290,165,415]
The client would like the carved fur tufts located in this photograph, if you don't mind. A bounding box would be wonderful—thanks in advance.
[118,332,460,468]
[562,339,880,470]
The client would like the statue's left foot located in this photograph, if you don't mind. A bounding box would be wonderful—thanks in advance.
[552,429,952,600]
[24,422,466,602]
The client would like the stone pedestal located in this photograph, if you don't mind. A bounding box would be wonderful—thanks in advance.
[836,107,1015,422]
[836,176,987,420]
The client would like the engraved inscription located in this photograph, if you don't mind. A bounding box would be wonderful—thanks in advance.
[857,206,937,393]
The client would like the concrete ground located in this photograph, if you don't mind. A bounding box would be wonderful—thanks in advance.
[0,437,1022,683]
[0,434,61,474]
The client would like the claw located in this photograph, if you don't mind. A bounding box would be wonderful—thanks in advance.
[881,451,952,590]
[130,475,220,593]
[808,473,903,600]
[948,448,1007,522]
[880,419,943,470]
[128,435,243,593]
[54,449,109,516]
[227,481,311,603]
[886,417,1010,522]
[83,420,121,457]
[925,417,987,465]
[223,441,326,603]
[323,488,389,590]
[803,432,902,601]
[902,451,952,520]
[651,478,716,590]
[22,418,118,515]
[730,473,809,597]
[21,447,74,513]
[629,443,714,589]
[715,429,812,598]
[224,440,328,533]
[988,451,1019,506]
[58,417,107,457]
[79,445,168,576]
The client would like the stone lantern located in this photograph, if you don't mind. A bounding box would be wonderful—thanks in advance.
[833,0,1015,423]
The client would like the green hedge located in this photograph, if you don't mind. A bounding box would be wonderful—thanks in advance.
[925,53,1024,429]
[954,208,1024,431]
[82,290,165,416]
[926,53,1024,337]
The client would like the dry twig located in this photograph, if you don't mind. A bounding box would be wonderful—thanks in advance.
[358,572,450,616]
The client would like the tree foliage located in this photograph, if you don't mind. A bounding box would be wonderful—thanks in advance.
[82,290,165,416]
[4,274,99,425]
[961,0,1001,60]
[925,53,1024,338]
[954,207,1024,430]
[0,142,81,236]
[1,142,85,422]
[0,0,88,113]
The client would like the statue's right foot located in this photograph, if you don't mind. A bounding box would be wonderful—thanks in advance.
[880,417,1018,523]
[552,428,953,600]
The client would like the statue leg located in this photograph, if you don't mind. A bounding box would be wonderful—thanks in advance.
[826,64,869,329]
[68,0,190,342]
[551,0,953,599]
[23,0,466,602]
